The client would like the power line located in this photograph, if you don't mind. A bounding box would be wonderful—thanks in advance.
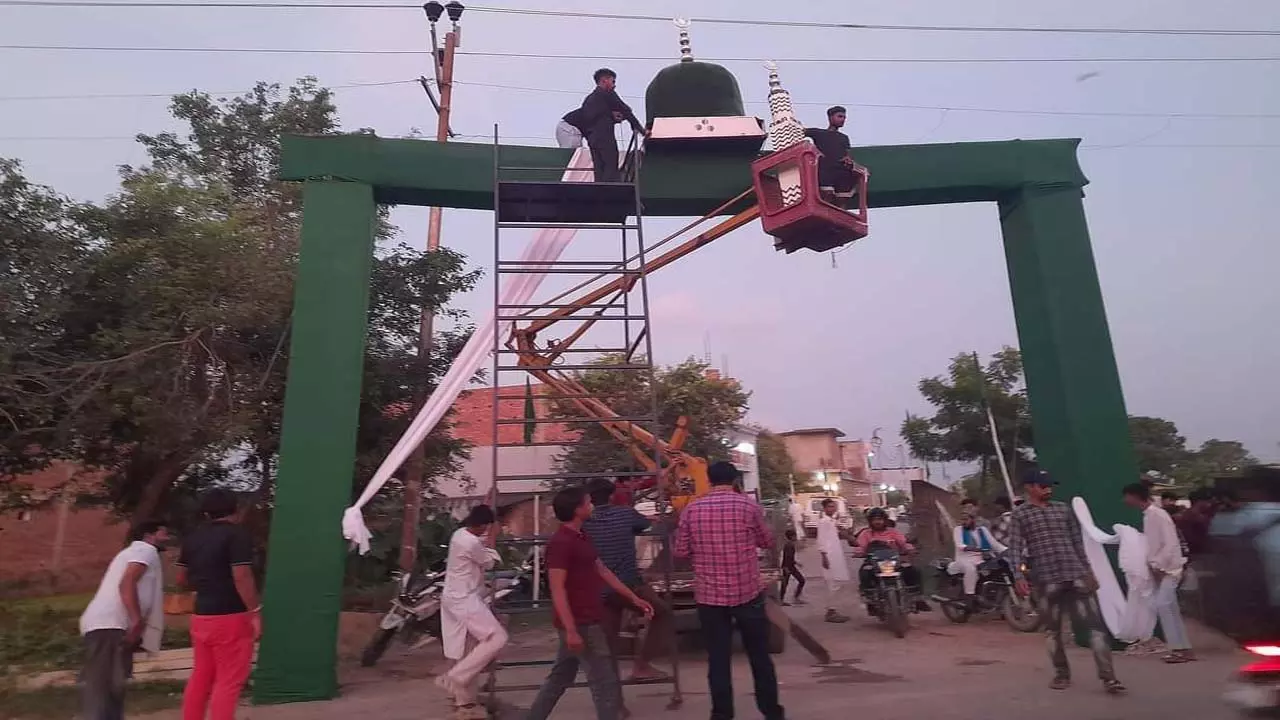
[0,78,415,102]
[2,0,1277,37]
[453,79,1280,120]
[2,76,1275,121]
[4,43,1280,65]
[3,134,1278,150]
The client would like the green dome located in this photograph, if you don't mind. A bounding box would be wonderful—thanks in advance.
[644,61,748,126]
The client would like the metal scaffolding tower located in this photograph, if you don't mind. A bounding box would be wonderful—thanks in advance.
[484,126,682,715]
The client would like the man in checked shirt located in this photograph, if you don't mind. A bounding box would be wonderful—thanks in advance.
[1008,469,1126,694]
[675,461,785,720]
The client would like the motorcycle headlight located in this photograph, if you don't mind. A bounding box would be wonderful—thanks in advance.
[877,560,898,574]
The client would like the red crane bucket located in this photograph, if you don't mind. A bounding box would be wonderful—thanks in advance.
[750,141,869,254]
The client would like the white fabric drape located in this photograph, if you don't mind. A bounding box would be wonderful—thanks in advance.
[342,147,596,554]
[1071,497,1157,643]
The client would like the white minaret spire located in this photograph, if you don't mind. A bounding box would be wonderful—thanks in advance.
[765,61,807,152]
[764,62,808,208]
[674,17,694,62]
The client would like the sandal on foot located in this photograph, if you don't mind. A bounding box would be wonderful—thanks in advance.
[1104,679,1127,695]
[1163,651,1196,664]
[1050,676,1071,690]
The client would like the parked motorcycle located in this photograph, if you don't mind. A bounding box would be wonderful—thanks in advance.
[1224,642,1280,714]
[361,565,447,667]
[858,542,919,638]
[930,554,1040,633]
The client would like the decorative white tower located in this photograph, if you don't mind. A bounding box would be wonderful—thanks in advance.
[764,61,807,152]
[764,62,807,207]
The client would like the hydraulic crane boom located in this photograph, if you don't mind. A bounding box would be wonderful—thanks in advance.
[508,194,760,509]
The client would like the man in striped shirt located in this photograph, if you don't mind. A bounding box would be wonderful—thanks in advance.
[675,461,784,720]
[583,477,671,682]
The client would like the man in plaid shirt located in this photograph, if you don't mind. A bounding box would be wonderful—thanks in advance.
[675,461,784,720]
[1008,469,1125,694]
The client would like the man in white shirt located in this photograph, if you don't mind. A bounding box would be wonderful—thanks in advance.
[949,510,1008,606]
[1123,482,1194,663]
[816,498,851,623]
[436,505,508,719]
[78,520,171,720]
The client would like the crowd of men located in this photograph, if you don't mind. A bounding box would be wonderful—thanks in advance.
[75,459,1277,719]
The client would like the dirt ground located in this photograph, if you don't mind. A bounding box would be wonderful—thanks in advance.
[138,546,1252,720]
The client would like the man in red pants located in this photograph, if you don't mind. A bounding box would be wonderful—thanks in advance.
[176,489,260,720]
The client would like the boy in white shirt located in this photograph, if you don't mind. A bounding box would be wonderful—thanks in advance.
[436,505,507,719]
[78,520,171,720]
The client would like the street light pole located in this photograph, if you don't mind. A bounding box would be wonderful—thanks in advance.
[398,1,463,573]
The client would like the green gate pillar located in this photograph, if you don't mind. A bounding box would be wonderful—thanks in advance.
[255,181,377,703]
[1000,185,1138,528]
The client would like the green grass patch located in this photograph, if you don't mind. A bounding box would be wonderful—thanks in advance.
[0,597,190,673]
[0,679,185,719]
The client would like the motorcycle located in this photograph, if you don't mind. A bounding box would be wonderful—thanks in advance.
[930,553,1041,633]
[361,565,447,667]
[1224,642,1280,714]
[858,542,919,638]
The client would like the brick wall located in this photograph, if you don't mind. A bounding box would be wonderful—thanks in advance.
[0,462,126,596]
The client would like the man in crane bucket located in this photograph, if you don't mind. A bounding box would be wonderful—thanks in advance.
[804,106,857,208]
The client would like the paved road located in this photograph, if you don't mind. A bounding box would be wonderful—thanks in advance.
[144,545,1249,719]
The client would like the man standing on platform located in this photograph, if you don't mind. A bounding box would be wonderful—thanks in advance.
[570,68,645,183]
[527,487,653,720]
[675,461,785,720]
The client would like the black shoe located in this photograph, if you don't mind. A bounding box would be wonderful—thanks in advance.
[914,600,932,612]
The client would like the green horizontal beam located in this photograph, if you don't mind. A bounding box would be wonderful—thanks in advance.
[279,134,1088,215]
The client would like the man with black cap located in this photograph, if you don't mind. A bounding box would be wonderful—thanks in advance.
[563,68,645,182]
[675,461,784,720]
[1008,469,1125,694]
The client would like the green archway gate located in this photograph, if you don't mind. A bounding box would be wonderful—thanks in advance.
[254,133,1139,703]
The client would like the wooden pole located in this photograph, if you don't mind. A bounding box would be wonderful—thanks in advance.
[398,27,459,573]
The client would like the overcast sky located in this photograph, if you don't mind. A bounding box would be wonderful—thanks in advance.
[3,0,1278,464]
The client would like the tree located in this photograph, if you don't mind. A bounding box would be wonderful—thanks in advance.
[1128,415,1190,478]
[756,430,807,500]
[553,358,750,480]
[902,347,1033,502]
[1173,439,1259,488]
[0,159,97,484]
[1,79,478,536]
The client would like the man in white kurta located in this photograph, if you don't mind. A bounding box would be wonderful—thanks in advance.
[437,506,508,718]
[816,498,851,623]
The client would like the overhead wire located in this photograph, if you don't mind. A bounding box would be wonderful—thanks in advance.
[4,43,1280,65]
[1,0,1278,37]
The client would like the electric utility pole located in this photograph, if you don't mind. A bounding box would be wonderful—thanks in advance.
[398,0,464,572]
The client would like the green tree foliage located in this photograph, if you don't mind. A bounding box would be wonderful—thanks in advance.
[0,79,478,535]
[552,358,750,480]
[902,347,1033,501]
[0,160,96,483]
[1128,415,1190,477]
[756,430,807,500]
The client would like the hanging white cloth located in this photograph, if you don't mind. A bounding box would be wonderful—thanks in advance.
[342,147,596,554]
[1071,497,1157,643]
